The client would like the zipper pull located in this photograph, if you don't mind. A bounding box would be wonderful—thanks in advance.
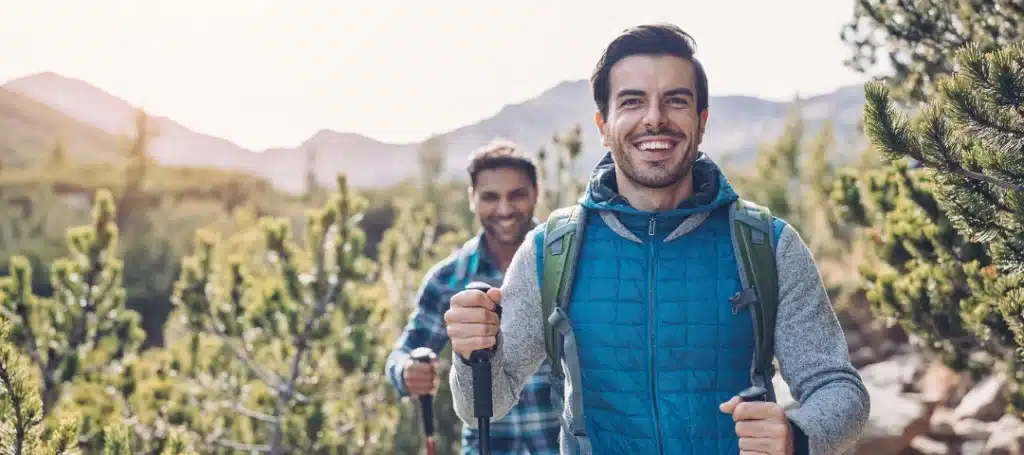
[648,217,655,236]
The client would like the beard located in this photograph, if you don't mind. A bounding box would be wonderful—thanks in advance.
[481,213,532,246]
[614,133,698,189]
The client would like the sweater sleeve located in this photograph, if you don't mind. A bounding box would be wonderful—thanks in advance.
[448,227,548,427]
[773,221,871,455]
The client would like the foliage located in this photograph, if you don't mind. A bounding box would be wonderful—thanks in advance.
[0,318,82,455]
[170,174,399,454]
[0,190,146,425]
[727,107,866,298]
[535,124,585,218]
[378,201,467,455]
[833,42,1024,413]
[841,0,1024,104]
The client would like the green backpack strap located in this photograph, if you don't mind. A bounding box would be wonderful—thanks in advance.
[540,204,586,376]
[729,199,780,399]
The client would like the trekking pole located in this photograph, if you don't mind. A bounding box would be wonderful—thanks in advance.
[409,347,438,455]
[464,281,501,455]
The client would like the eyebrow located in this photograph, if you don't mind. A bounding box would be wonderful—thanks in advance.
[615,88,695,98]
[665,88,695,99]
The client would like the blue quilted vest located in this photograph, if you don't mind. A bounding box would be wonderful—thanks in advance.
[537,152,767,455]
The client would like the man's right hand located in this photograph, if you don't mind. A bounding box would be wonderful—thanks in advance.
[402,357,439,396]
[444,287,502,360]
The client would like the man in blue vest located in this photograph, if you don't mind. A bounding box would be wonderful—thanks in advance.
[386,139,561,454]
[443,24,870,455]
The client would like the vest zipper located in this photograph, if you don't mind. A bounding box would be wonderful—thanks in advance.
[648,215,665,455]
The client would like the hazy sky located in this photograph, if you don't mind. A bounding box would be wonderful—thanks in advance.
[1,0,880,151]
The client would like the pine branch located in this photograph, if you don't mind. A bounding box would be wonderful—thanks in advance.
[213,438,271,453]
[865,81,1024,192]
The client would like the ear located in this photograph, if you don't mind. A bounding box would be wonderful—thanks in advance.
[594,111,609,148]
[696,109,709,145]
[466,186,476,213]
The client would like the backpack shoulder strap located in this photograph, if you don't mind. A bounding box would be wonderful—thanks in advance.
[540,204,586,370]
[729,199,780,397]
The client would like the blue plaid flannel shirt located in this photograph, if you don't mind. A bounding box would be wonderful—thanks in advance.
[386,228,561,455]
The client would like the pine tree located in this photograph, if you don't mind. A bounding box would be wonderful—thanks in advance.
[727,107,860,291]
[171,173,399,454]
[536,124,585,218]
[0,189,146,419]
[864,43,1024,278]
[303,146,322,205]
[48,140,68,169]
[841,0,1024,104]
[834,42,1024,411]
[0,315,196,455]
[378,201,465,455]
[0,318,81,454]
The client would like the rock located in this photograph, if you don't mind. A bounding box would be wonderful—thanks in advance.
[860,353,924,392]
[954,418,994,441]
[852,346,880,368]
[916,362,965,406]
[846,331,865,351]
[960,440,989,455]
[954,375,1007,423]
[928,407,957,439]
[981,414,1024,455]
[853,382,934,454]
[909,435,951,455]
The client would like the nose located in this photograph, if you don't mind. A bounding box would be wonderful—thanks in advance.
[495,198,514,216]
[642,102,667,129]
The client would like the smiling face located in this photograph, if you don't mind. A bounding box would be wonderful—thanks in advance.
[595,54,708,189]
[469,166,538,247]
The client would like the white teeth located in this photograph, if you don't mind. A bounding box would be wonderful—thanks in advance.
[637,141,673,151]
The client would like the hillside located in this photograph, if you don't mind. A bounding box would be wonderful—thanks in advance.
[0,86,123,168]
[2,72,869,192]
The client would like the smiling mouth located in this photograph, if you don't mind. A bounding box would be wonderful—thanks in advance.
[635,140,676,150]
[495,219,519,231]
[633,138,681,154]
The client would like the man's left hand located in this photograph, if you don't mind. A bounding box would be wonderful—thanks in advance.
[719,396,793,455]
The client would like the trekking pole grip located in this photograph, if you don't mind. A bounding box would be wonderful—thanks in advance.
[409,347,437,455]
[464,281,501,455]
[408,347,437,436]
[738,385,768,402]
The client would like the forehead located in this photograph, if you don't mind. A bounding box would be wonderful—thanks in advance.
[474,167,533,192]
[609,54,697,93]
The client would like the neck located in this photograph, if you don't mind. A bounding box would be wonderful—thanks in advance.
[615,169,694,212]
[484,236,520,273]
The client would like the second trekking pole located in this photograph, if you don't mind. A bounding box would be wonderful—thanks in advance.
[465,281,501,455]
[409,347,438,455]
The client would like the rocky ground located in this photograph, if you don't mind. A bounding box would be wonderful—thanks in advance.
[774,297,1024,454]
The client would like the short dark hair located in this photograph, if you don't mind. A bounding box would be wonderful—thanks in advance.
[590,23,709,120]
[466,138,538,188]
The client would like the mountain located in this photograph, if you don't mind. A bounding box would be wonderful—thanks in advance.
[2,72,869,192]
[0,85,123,168]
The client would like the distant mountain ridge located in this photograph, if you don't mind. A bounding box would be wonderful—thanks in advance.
[1,72,869,192]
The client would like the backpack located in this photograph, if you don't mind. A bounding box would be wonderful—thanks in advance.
[539,199,780,413]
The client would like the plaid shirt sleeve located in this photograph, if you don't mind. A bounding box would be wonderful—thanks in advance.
[385,255,458,397]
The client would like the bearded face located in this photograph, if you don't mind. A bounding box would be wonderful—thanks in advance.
[596,54,708,190]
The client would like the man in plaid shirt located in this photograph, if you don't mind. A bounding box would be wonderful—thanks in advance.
[386,139,561,455]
